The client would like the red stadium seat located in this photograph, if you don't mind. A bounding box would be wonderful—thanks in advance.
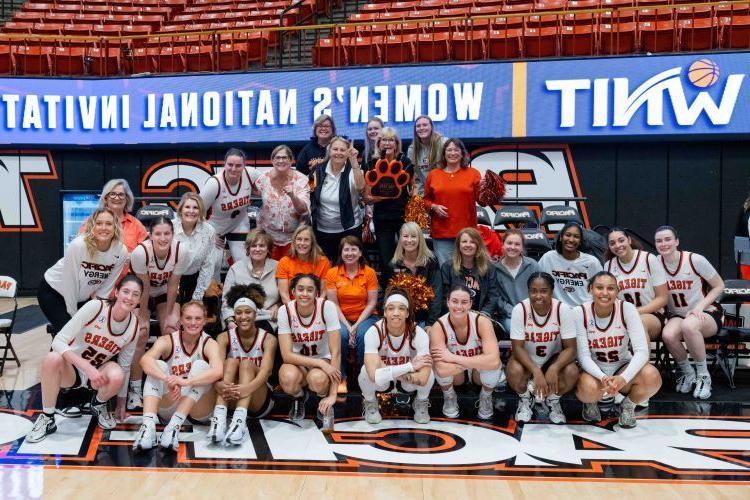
[87,47,121,76]
[23,3,54,13]
[567,0,600,10]
[121,25,153,37]
[523,26,559,57]
[450,30,486,60]
[32,23,65,36]
[55,4,82,13]
[416,31,450,61]
[14,45,53,75]
[62,24,94,36]
[186,44,215,71]
[217,42,248,70]
[600,0,633,7]
[382,34,417,63]
[678,17,718,51]
[487,28,523,58]
[599,21,637,53]
[638,20,676,52]
[389,1,420,12]
[361,3,391,13]
[3,22,34,34]
[418,0,445,9]
[492,16,524,30]
[52,46,85,76]
[93,25,123,37]
[562,12,598,27]
[343,36,382,65]
[313,37,345,66]
[155,46,187,73]
[525,14,561,28]
[599,9,636,24]
[502,3,535,13]
[675,6,713,21]
[388,21,423,35]
[636,8,674,22]
[534,0,567,12]
[0,46,14,75]
[14,12,46,22]
[130,47,155,73]
[561,24,597,55]
[720,15,750,48]
[715,3,750,18]
[438,7,472,17]
[44,12,77,23]
[408,9,439,20]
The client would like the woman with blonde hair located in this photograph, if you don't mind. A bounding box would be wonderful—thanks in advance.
[440,227,500,317]
[276,224,331,305]
[255,145,311,260]
[173,192,220,303]
[39,208,128,333]
[407,115,446,196]
[389,222,442,325]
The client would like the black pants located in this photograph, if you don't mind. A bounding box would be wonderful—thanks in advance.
[179,273,199,304]
[314,225,362,264]
[37,279,85,335]
[374,217,402,287]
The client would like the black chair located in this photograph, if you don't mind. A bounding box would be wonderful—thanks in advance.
[540,204,582,233]
[0,276,20,376]
[477,206,492,227]
[713,279,750,388]
[135,204,175,226]
[493,205,538,230]
[521,228,552,260]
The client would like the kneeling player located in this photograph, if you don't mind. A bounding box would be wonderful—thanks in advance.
[431,285,502,420]
[575,272,662,428]
[277,274,340,431]
[507,272,579,424]
[358,288,434,424]
[26,276,143,443]
[134,301,223,451]
[208,287,277,445]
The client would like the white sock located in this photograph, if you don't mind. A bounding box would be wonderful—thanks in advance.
[142,412,157,426]
[442,386,456,396]
[233,407,248,423]
[43,407,55,416]
[214,405,227,420]
[677,359,693,375]
[169,412,186,428]
[130,380,142,392]
[695,360,709,377]
[480,387,493,397]
[546,394,560,402]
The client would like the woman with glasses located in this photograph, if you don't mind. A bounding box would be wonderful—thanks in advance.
[296,115,336,177]
[255,145,311,260]
[81,179,147,253]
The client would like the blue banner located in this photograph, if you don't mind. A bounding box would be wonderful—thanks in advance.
[525,52,750,138]
[0,64,512,146]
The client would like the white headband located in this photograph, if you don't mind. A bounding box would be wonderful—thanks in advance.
[234,298,258,312]
[385,294,410,308]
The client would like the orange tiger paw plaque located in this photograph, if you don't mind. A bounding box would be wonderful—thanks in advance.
[365,159,412,199]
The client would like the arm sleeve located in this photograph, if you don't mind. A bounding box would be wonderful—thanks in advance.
[129,245,147,275]
[363,325,380,354]
[574,307,607,380]
[647,253,667,287]
[412,327,430,356]
[199,176,220,209]
[323,300,341,331]
[276,305,292,335]
[509,303,526,340]
[61,240,84,316]
[619,302,650,384]
[96,244,127,300]
[427,261,443,324]
[192,225,217,301]
[481,266,500,317]
[51,300,101,355]
[559,303,577,340]
[116,332,137,398]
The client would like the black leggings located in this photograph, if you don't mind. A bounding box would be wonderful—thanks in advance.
[373,217,401,287]
[179,273,199,304]
[37,279,85,335]
[314,225,362,264]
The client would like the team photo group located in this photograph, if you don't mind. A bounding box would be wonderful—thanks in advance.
[27,113,727,452]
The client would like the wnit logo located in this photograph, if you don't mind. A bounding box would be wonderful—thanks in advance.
[0,151,58,232]
[545,58,745,128]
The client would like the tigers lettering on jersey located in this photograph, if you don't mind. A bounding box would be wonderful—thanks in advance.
[660,251,713,316]
[220,195,250,213]
[138,240,181,295]
[580,300,631,374]
[68,301,138,369]
[607,250,665,309]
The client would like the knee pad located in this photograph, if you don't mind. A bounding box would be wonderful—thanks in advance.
[479,368,501,388]
[143,360,169,398]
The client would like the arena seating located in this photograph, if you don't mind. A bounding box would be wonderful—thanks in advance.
[0,0,748,75]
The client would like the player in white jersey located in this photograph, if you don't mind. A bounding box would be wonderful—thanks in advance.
[26,276,143,443]
[277,274,340,431]
[575,272,662,429]
[208,287,277,445]
[134,301,223,452]
[507,272,578,424]
[538,221,603,307]
[39,208,128,333]
[128,216,188,410]
[200,147,260,268]
[359,287,434,425]
[606,227,668,341]
[431,285,502,420]
[655,226,724,400]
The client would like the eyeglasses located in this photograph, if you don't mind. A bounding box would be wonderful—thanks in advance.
[273,156,291,161]
[317,124,332,130]
[107,192,127,200]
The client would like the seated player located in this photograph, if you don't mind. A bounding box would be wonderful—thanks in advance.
[26,276,143,443]
[133,301,223,451]
[207,286,277,445]
[575,272,662,428]
[507,272,579,424]
[431,285,502,420]
[277,274,341,432]
[358,287,434,425]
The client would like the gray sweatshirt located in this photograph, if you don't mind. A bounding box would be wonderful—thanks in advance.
[495,256,540,320]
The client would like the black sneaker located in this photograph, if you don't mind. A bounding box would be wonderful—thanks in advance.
[288,392,308,423]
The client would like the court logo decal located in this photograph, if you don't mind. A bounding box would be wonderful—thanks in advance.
[0,151,58,232]
[2,410,750,482]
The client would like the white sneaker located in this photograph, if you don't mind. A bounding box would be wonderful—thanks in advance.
[26,413,57,443]
[224,418,248,445]
[90,401,116,430]
[363,399,382,424]
[618,398,637,429]
[206,415,226,444]
[127,388,143,411]
[582,402,601,422]
[159,422,180,451]
[693,375,712,400]
[413,398,430,424]
[515,394,533,423]
[546,396,566,424]
[442,390,459,418]
[132,421,156,451]
[676,371,697,394]
[477,391,494,420]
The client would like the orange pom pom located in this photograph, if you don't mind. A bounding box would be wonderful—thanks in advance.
[404,195,430,230]
[387,273,435,312]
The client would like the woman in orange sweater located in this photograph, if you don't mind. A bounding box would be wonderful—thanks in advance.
[423,138,481,266]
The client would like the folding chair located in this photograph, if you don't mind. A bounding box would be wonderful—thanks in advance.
[713,279,750,388]
[0,276,21,375]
